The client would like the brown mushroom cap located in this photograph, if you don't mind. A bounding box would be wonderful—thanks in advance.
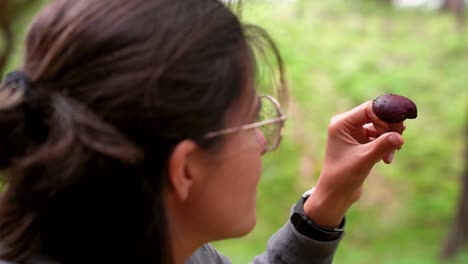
[372,94,417,123]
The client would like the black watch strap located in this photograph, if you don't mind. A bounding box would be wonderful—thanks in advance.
[290,190,345,241]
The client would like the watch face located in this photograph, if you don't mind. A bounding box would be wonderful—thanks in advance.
[302,189,314,198]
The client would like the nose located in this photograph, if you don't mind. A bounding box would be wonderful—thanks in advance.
[255,128,268,155]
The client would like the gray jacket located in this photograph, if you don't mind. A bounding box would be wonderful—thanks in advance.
[0,212,342,264]
[186,219,342,264]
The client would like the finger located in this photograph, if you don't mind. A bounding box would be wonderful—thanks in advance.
[363,123,381,139]
[382,151,395,164]
[365,132,404,163]
[333,101,388,132]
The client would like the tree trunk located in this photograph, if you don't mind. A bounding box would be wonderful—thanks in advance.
[442,123,468,259]
[444,0,465,32]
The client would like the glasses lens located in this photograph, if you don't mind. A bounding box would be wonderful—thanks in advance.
[256,96,283,150]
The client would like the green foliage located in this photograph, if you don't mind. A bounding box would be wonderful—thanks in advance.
[1,0,46,75]
[214,1,467,263]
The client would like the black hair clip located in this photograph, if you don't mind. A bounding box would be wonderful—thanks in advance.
[3,71,49,142]
[4,71,33,91]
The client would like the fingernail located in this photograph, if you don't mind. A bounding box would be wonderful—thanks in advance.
[388,152,394,163]
[388,134,401,146]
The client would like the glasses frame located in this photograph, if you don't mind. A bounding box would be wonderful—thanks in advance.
[203,95,287,151]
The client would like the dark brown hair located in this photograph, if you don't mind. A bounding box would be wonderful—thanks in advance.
[0,0,286,263]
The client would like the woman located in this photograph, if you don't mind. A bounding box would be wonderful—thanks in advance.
[0,0,405,263]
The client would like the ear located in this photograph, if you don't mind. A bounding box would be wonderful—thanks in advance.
[167,139,199,201]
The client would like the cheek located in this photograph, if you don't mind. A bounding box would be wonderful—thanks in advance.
[197,144,263,238]
[190,129,265,238]
[223,148,263,233]
[213,151,262,209]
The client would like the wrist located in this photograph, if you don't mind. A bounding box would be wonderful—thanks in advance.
[291,190,345,241]
[303,186,352,228]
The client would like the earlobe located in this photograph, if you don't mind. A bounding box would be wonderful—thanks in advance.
[167,140,198,201]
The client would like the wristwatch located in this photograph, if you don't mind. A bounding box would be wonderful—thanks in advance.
[290,189,345,241]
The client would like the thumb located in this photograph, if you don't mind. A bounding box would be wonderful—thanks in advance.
[366,132,404,163]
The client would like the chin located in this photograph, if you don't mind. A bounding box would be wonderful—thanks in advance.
[231,211,257,238]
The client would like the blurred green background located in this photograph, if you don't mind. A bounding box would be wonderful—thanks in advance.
[3,0,467,263]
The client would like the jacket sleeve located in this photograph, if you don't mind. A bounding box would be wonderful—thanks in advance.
[250,219,343,264]
[186,217,343,264]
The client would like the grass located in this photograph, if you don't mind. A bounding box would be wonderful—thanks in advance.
[4,1,468,263]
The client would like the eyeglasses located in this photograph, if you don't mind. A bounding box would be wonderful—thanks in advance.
[203,95,286,152]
